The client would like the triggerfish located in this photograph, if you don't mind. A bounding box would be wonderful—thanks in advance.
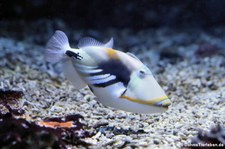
[45,30,171,114]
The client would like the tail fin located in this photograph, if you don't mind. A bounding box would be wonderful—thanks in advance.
[45,30,71,63]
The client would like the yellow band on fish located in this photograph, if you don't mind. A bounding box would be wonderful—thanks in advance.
[120,95,170,107]
[106,48,119,59]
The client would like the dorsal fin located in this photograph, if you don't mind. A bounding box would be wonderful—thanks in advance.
[126,52,141,62]
[78,37,114,48]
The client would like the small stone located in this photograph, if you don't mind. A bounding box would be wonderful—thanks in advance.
[153,140,160,145]
[208,83,218,90]
[114,140,126,148]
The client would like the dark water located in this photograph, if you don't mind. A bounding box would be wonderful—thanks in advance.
[2,0,225,29]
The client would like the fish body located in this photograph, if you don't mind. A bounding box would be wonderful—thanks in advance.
[45,30,171,114]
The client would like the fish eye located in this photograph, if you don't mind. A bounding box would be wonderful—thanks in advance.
[138,69,146,78]
[140,70,145,74]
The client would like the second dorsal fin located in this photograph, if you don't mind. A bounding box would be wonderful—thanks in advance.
[78,37,114,48]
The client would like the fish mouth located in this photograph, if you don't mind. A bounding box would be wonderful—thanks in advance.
[155,98,171,109]
[120,95,171,108]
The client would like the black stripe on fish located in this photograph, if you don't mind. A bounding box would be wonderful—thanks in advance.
[88,71,105,76]
[91,59,131,87]
[66,50,83,60]
[92,78,120,87]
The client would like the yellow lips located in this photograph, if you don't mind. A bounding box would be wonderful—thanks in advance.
[120,95,171,108]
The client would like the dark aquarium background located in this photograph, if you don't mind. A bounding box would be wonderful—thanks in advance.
[2,0,225,29]
[0,0,225,148]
